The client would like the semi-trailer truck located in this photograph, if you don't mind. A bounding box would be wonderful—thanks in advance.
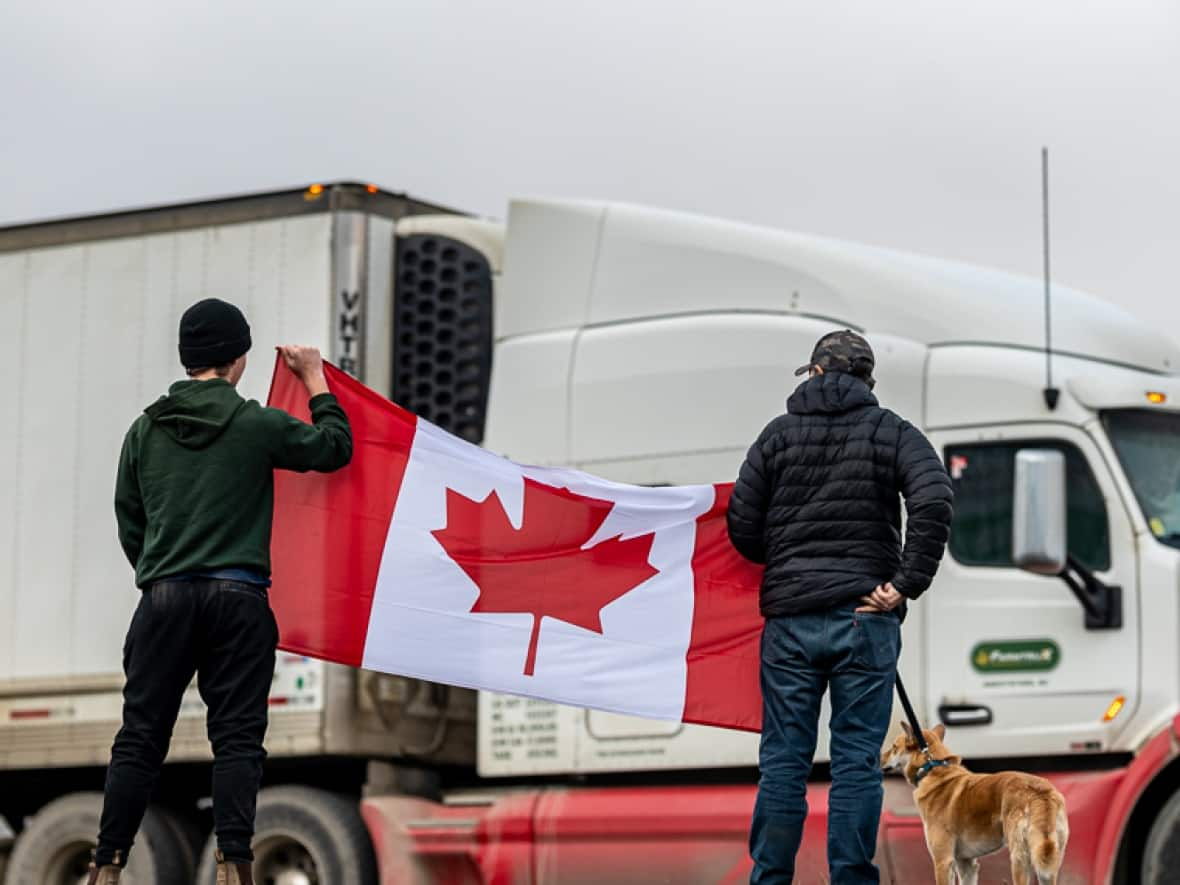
[2,182,1179,883]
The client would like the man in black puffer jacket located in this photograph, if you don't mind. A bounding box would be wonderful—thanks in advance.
[728,330,953,885]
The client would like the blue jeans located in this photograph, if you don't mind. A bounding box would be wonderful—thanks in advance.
[750,605,900,884]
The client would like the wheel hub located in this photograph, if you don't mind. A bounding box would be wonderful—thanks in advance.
[253,833,318,885]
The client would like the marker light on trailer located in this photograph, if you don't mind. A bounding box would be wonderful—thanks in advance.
[304,184,325,201]
[1146,391,1167,404]
[366,184,379,194]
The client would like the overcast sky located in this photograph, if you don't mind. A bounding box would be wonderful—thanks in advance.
[3,0,1177,337]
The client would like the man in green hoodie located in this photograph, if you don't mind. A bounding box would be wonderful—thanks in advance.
[89,298,353,885]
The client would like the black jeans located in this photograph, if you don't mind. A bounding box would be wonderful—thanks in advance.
[750,605,900,885]
[96,579,278,865]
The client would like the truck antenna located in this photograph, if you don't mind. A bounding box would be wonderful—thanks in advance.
[1042,146,1060,410]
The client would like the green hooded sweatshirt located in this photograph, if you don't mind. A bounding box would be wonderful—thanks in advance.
[115,379,352,588]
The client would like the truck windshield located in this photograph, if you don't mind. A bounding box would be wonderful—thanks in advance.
[1104,409,1180,551]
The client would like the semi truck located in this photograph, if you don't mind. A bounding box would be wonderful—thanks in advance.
[1,181,1178,884]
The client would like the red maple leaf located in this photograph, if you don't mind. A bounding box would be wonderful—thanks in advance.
[431,478,660,676]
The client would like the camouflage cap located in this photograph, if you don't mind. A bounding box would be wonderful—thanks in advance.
[794,329,876,383]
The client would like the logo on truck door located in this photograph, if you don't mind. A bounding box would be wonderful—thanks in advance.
[971,640,1060,672]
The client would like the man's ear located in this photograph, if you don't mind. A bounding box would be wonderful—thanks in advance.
[933,723,947,741]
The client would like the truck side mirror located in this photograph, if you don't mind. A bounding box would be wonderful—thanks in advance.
[1012,449,1067,575]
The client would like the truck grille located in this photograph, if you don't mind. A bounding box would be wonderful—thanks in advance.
[393,234,493,443]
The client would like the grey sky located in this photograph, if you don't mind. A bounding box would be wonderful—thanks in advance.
[3,0,1177,337]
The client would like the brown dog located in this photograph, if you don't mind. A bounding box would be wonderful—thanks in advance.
[880,723,1069,885]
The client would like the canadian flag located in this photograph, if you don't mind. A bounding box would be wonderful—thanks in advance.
[268,358,765,731]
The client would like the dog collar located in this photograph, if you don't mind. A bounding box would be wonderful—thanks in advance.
[914,758,952,785]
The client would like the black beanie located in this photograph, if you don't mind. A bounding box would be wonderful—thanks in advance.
[178,299,252,369]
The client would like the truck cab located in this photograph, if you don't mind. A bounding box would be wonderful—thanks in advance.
[401,197,1180,770]
[390,198,1180,882]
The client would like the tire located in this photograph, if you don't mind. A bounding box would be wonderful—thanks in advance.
[4,792,188,885]
[1143,788,1180,884]
[196,787,376,885]
[154,805,204,882]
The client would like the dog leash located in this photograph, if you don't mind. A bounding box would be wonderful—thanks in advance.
[895,670,930,753]
[895,670,952,783]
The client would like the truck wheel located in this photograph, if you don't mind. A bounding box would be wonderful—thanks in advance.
[196,786,376,885]
[4,793,187,885]
[154,805,204,880]
[1143,788,1180,884]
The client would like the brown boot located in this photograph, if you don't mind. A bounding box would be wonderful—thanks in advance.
[86,850,124,884]
[215,850,256,885]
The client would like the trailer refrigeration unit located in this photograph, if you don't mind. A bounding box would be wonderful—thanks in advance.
[3,183,1180,884]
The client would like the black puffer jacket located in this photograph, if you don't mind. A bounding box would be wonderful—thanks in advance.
[727,372,953,617]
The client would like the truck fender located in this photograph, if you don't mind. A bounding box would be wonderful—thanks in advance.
[1096,714,1180,884]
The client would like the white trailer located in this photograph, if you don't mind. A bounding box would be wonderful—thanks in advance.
[0,184,485,883]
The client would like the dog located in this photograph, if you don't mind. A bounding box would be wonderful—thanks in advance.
[880,722,1069,885]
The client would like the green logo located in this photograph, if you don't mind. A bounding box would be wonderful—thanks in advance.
[971,640,1060,672]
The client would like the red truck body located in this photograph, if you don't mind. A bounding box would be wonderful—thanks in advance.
[362,716,1180,884]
